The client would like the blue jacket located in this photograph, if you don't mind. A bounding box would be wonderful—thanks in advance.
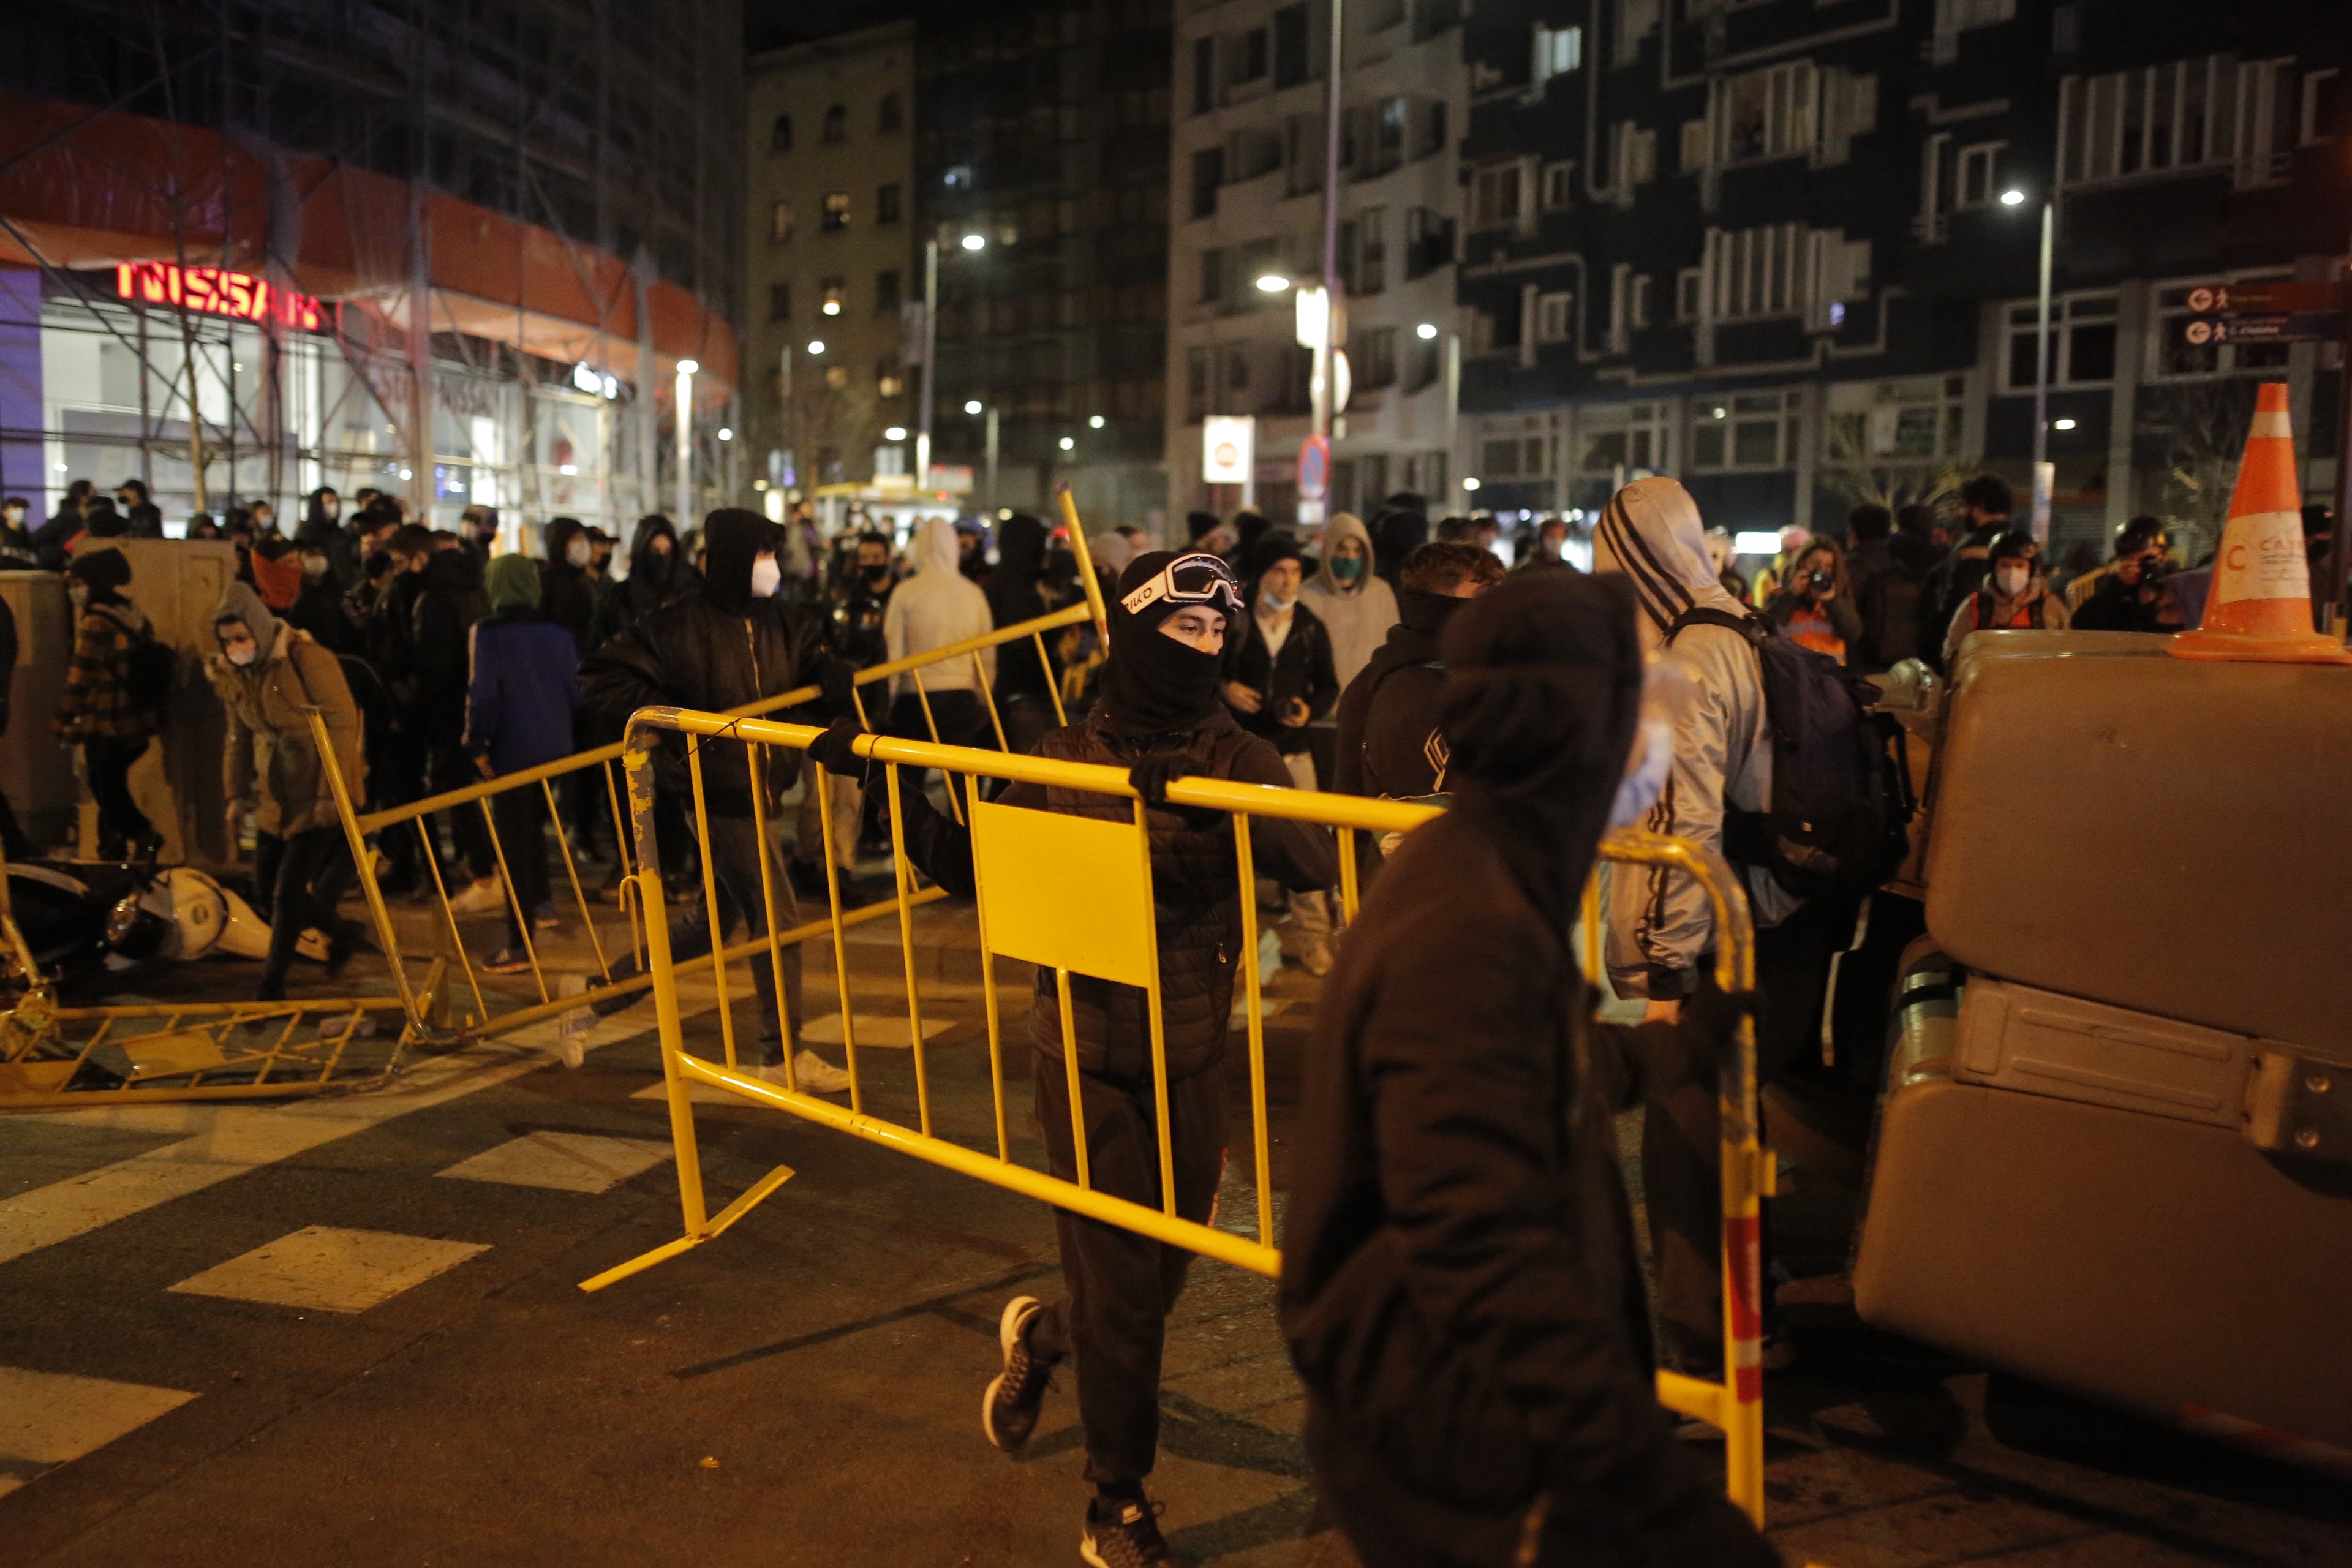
[464,613,581,775]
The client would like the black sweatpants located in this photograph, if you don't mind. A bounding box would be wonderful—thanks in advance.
[489,786,553,947]
[83,736,153,853]
[424,741,497,883]
[1641,895,1857,1368]
[262,825,355,992]
[1027,1052,1225,1496]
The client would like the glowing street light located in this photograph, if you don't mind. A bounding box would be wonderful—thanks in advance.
[807,340,826,355]
[2053,417,2078,431]
[1256,273,1291,293]
[964,399,983,415]
[885,425,908,441]
[2000,188,2028,206]
[1058,435,1075,451]
[1415,322,1439,340]
[1089,414,1105,428]
[961,233,987,252]
[1462,477,1481,492]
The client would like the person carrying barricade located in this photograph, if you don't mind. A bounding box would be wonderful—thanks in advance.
[810,547,1336,1568]
[1277,570,1775,1568]
[579,508,861,1095]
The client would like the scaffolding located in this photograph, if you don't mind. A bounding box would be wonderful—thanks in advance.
[0,0,745,537]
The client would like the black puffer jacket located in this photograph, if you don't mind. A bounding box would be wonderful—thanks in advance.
[407,549,489,744]
[896,706,1336,1081]
[578,592,831,816]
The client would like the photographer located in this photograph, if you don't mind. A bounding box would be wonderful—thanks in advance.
[2070,529,2182,635]
[1763,537,1863,665]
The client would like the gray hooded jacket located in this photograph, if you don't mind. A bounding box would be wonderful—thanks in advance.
[1593,478,1800,999]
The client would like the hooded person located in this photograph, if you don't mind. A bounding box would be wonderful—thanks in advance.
[1330,540,1504,804]
[1278,570,1774,1568]
[1087,529,1136,582]
[579,508,861,1093]
[813,548,1338,1568]
[1594,475,1845,1378]
[464,554,585,979]
[53,547,164,858]
[1298,510,1400,696]
[1942,530,2071,662]
[204,579,369,1000]
[592,514,701,649]
[1371,507,1430,589]
[882,513,997,747]
[538,516,599,655]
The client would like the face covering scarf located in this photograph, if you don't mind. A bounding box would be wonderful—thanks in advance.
[1098,549,1237,736]
[1330,556,1363,582]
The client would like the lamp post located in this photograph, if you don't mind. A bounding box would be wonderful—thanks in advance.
[919,232,986,499]
[2003,186,2056,541]
[675,357,698,527]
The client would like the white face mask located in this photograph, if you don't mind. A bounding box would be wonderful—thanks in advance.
[301,556,329,580]
[68,584,89,608]
[1608,717,1673,832]
[565,539,592,568]
[1994,565,2030,598]
[225,644,257,667]
[749,555,783,598]
[1259,592,1296,614]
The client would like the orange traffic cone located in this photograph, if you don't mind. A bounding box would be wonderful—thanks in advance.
[2168,382,2352,663]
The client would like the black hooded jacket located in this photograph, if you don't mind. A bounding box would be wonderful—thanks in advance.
[578,509,834,816]
[1279,573,1774,1565]
[406,548,490,744]
[592,516,703,649]
[1330,587,1469,799]
[540,517,600,655]
[984,513,1054,699]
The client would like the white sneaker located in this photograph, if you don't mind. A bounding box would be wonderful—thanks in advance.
[447,875,506,915]
[1300,938,1335,978]
[791,1049,852,1094]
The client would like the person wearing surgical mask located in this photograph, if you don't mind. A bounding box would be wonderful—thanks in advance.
[0,496,37,570]
[537,516,599,657]
[1298,510,1400,707]
[1223,532,1342,974]
[281,543,354,655]
[577,509,867,1095]
[1941,529,2068,667]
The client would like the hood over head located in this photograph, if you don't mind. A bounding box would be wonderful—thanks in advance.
[485,553,543,614]
[1591,476,1745,652]
[997,513,1047,578]
[1373,510,1430,578]
[700,507,779,615]
[1439,571,1644,928]
[212,578,281,657]
[1088,530,1136,580]
[1312,511,1375,595]
[913,514,962,575]
[1098,549,1242,738]
[1249,531,1305,587]
[627,514,682,590]
[542,516,585,570]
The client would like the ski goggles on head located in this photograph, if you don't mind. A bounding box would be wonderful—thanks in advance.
[1118,551,1242,619]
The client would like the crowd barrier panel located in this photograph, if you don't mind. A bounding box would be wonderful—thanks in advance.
[579,706,1773,1527]
[311,599,1099,1050]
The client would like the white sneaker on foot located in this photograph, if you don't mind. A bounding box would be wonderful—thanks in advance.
[1300,938,1334,978]
[448,875,506,915]
[791,1049,852,1094]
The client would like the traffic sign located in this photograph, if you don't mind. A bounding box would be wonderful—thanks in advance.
[1202,415,1254,484]
[1297,435,1330,503]
[2184,281,2345,315]
[2185,312,2345,346]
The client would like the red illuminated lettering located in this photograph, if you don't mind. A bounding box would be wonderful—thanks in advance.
[111,261,323,333]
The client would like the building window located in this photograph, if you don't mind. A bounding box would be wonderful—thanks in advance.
[821,277,845,316]
[1193,37,1215,114]
[1200,247,1224,305]
[1223,344,1253,395]
[2006,292,2119,389]
[1404,208,1455,279]
[876,270,900,314]
[1471,162,1526,231]
[1186,346,1210,421]
[1541,161,1576,211]
[878,368,905,398]
[1532,23,1582,88]
[1630,274,1653,330]
[1274,4,1310,88]
[1707,223,1806,321]
[771,114,793,152]
[2302,68,2342,145]
[822,104,846,144]
[1534,291,1575,344]
[770,201,794,243]
[1690,390,1801,472]
[1577,403,1668,477]
[1676,267,1702,322]
[1357,326,1396,388]
[1242,26,1270,81]
[1191,147,1224,219]
[1355,208,1386,294]
[1614,123,1657,189]
[876,184,902,224]
[1717,62,1818,165]
[1825,375,1969,464]
[2058,55,2285,191]
[878,94,902,134]
[767,282,791,322]
[1954,141,2005,207]
[823,192,850,231]
[825,364,849,390]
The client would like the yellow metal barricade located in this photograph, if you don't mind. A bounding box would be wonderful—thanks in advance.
[315,600,1094,1052]
[580,707,1773,1525]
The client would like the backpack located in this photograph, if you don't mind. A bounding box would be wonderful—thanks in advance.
[97,604,175,712]
[1666,607,1915,902]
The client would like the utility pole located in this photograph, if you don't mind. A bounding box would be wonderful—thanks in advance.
[1314,0,1343,447]
[407,181,434,522]
[917,236,939,493]
[2030,195,2054,543]
[984,404,1000,514]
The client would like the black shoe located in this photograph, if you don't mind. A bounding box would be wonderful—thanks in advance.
[324,919,370,981]
[1080,1496,1178,1568]
[982,1295,1055,1453]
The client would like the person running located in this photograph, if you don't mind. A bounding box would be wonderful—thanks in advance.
[52,549,164,860]
[818,549,1336,1568]
[579,508,859,1094]
[1280,570,1775,1568]
[205,582,369,1000]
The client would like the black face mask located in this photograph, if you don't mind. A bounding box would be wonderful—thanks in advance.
[639,551,674,587]
[1097,550,1240,737]
[861,562,890,586]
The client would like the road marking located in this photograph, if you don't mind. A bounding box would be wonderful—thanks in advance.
[799,1012,957,1048]
[168,1225,489,1313]
[0,1365,195,1499]
[435,1131,673,1194]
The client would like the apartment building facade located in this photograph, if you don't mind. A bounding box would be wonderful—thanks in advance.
[916,0,1174,529]
[1454,0,2349,564]
[1166,0,1468,525]
[744,22,921,503]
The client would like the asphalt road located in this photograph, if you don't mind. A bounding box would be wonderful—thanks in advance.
[2,926,2348,1567]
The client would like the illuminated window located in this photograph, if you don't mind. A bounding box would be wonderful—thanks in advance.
[823,192,850,231]
[769,200,794,242]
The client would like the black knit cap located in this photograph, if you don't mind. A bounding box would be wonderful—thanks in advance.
[69,548,132,595]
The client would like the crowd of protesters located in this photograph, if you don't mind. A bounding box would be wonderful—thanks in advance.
[6,464,2337,1566]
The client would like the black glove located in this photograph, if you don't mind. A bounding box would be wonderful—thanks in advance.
[805,717,870,780]
[1128,754,1199,807]
[816,654,859,718]
[1679,969,1762,1076]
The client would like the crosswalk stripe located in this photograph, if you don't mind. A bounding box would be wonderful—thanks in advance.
[0,1366,195,1499]
[435,1131,673,1194]
[167,1226,490,1313]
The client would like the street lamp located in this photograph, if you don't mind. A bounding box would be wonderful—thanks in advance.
[2003,185,2057,541]
[960,233,986,252]
[885,425,907,441]
[1255,273,1291,293]
[1059,435,1075,451]
[963,399,982,415]
[807,340,826,355]
[919,235,984,494]
[1415,322,1439,340]
[1088,414,1105,429]
[970,400,999,511]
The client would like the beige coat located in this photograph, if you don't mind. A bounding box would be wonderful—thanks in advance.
[206,623,367,835]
